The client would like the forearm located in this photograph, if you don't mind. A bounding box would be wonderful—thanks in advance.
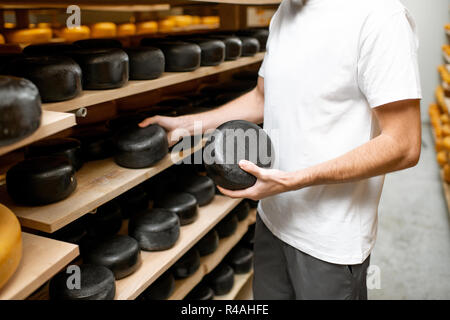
[179,84,264,135]
[289,132,420,190]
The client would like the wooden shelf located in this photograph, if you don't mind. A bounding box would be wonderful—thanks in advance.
[0,111,76,157]
[114,195,243,300]
[0,232,79,300]
[0,139,205,233]
[167,213,253,300]
[42,53,264,112]
[214,270,253,300]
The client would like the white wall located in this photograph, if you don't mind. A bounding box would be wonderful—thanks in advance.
[400,0,449,121]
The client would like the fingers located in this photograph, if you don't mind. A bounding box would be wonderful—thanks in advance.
[139,116,158,128]
[239,160,263,178]
[217,186,250,199]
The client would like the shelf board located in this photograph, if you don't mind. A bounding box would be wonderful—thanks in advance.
[42,53,264,112]
[0,232,79,300]
[114,195,243,300]
[168,213,253,300]
[214,270,253,300]
[0,139,205,233]
[0,111,76,157]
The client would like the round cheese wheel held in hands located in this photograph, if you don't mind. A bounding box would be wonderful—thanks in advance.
[6,156,77,206]
[0,76,41,147]
[49,264,115,300]
[3,56,82,102]
[82,235,140,280]
[203,120,274,190]
[66,48,129,90]
[114,124,169,169]
[155,192,198,226]
[25,137,84,171]
[124,46,165,80]
[129,208,180,251]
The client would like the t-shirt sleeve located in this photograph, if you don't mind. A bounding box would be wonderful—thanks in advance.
[357,8,422,108]
[258,53,267,78]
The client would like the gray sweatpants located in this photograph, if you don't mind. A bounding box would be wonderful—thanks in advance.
[253,214,370,300]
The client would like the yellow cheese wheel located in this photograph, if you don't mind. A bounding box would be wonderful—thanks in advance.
[0,34,5,44]
[436,138,444,152]
[57,26,91,42]
[136,21,158,35]
[438,65,450,84]
[169,15,193,28]
[37,23,52,29]
[444,164,450,183]
[158,19,175,33]
[437,151,448,167]
[5,28,52,44]
[192,16,201,25]
[0,204,22,290]
[4,23,15,29]
[445,24,450,31]
[201,16,220,26]
[117,23,136,36]
[91,22,117,38]
[443,44,450,56]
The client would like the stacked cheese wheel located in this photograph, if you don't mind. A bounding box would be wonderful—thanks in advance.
[430,102,450,182]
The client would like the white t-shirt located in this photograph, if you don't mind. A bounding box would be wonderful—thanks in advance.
[258,0,421,265]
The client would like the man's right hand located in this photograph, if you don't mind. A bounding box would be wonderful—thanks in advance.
[139,115,187,147]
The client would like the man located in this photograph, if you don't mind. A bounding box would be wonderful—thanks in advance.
[140,0,421,300]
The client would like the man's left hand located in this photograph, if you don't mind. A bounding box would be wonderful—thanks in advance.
[217,160,293,200]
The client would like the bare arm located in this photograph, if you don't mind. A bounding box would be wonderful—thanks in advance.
[219,99,422,200]
[139,77,265,144]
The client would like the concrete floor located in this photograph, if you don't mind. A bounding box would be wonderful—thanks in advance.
[369,123,450,299]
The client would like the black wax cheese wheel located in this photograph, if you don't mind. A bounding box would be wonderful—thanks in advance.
[203,120,274,190]
[156,96,193,109]
[66,48,129,90]
[26,138,84,171]
[72,129,115,161]
[0,76,41,147]
[237,29,269,51]
[74,38,123,49]
[85,200,123,238]
[238,36,260,57]
[208,35,242,60]
[206,263,234,296]
[172,248,201,279]
[180,175,215,207]
[128,208,180,251]
[225,246,253,274]
[240,223,255,250]
[6,156,77,206]
[232,200,250,221]
[140,271,175,300]
[83,235,140,280]
[0,53,24,73]
[117,186,149,219]
[114,124,169,169]
[23,43,78,56]
[3,56,82,102]
[156,192,198,226]
[184,38,225,66]
[141,39,201,72]
[196,229,219,257]
[124,46,165,80]
[216,213,238,238]
[185,283,214,300]
[49,264,115,300]
[52,218,87,245]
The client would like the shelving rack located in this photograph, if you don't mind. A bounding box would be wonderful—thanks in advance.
[0,0,274,301]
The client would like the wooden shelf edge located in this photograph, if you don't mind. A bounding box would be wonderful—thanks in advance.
[168,213,254,300]
[214,270,253,300]
[0,138,206,233]
[0,111,76,157]
[42,53,265,112]
[0,233,79,300]
[114,196,243,300]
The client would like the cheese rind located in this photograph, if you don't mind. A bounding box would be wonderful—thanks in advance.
[0,204,22,290]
